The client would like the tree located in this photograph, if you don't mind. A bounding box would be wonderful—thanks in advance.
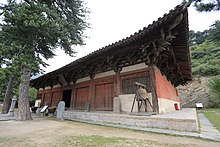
[189,20,220,76]
[2,77,14,113]
[190,41,220,76]
[207,77,220,107]
[208,20,220,43]
[189,0,220,12]
[0,41,20,113]
[0,69,8,102]
[189,30,209,46]
[29,87,38,107]
[189,21,220,46]
[0,0,88,120]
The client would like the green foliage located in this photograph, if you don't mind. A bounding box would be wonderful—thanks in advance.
[190,41,220,76]
[0,69,8,102]
[61,135,119,146]
[0,74,37,104]
[189,30,208,46]
[55,135,174,147]
[189,20,220,46]
[0,0,88,73]
[0,68,20,102]
[28,87,37,106]
[189,20,220,76]
[190,0,220,12]
[0,0,88,108]
[207,77,220,108]
[208,20,220,44]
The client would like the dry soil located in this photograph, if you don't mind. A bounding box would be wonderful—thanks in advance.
[0,116,219,147]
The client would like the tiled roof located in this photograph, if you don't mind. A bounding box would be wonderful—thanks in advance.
[32,2,192,88]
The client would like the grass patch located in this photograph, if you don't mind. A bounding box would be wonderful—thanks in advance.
[204,108,220,111]
[0,137,12,142]
[54,135,194,147]
[55,135,125,147]
[0,105,2,112]
[0,137,37,147]
[203,110,220,132]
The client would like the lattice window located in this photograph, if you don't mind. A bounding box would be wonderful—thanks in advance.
[122,76,151,94]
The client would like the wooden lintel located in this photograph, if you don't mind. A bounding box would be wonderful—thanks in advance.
[58,74,68,86]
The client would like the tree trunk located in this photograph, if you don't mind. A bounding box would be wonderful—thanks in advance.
[17,67,32,120]
[2,76,14,114]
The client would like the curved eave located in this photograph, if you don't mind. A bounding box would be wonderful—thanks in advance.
[31,2,192,89]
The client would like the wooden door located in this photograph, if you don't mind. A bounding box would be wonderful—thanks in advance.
[93,83,114,111]
[93,84,105,110]
[105,83,114,110]
[51,91,61,107]
[74,87,89,110]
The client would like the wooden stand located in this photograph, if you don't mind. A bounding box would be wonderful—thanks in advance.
[130,85,154,113]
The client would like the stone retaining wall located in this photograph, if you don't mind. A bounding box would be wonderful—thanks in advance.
[63,111,198,132]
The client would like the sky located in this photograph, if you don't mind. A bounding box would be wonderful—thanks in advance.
[1,0,219,73]
[42,0,219,73]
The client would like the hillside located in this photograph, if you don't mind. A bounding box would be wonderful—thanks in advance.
[190,41,220,76]
[177,77,210,108]
[178,21,220,108]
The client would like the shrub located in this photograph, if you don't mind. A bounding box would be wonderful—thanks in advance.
[207,77,220,108]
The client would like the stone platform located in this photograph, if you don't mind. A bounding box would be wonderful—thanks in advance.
[63,108,198,132]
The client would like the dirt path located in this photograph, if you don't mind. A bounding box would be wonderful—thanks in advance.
[0,117,219,147]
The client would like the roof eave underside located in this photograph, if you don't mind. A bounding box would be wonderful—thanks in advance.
[32,2,192,88]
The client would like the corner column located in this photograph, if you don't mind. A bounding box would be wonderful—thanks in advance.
[70,82,76,110]
[148,65,159,113]
[114,67,122,96]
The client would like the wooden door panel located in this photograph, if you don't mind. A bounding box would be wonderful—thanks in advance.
[93,84,105,110]
[43,93,51,106]
[105,83,114,110]
[51,91,61,107]
[93,83,114,111]
[75,87,89,110]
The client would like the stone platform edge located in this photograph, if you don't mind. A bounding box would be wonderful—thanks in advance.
[63,111,198,132]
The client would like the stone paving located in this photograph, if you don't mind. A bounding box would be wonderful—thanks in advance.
[198,113,220,141]
[123,112,220,142]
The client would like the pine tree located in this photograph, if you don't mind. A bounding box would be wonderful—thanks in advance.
[0,0,88,120]
[208,20,220,44]
[189,0,220,12]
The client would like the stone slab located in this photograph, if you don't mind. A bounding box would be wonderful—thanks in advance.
[63,108,198,132]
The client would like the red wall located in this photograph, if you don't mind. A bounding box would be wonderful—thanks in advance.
[155,70,180,102]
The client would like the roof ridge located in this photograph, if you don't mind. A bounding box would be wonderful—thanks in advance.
[35,2,190,78]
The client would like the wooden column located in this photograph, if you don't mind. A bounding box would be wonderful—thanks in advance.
[58,86,62,103]
[114,67,122,96]
[60,86,64,103]
[49,87,53,107]
[70,83,75,110]
[148,65,159,113]
[88,74,95,111]
[41,88,45,107]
